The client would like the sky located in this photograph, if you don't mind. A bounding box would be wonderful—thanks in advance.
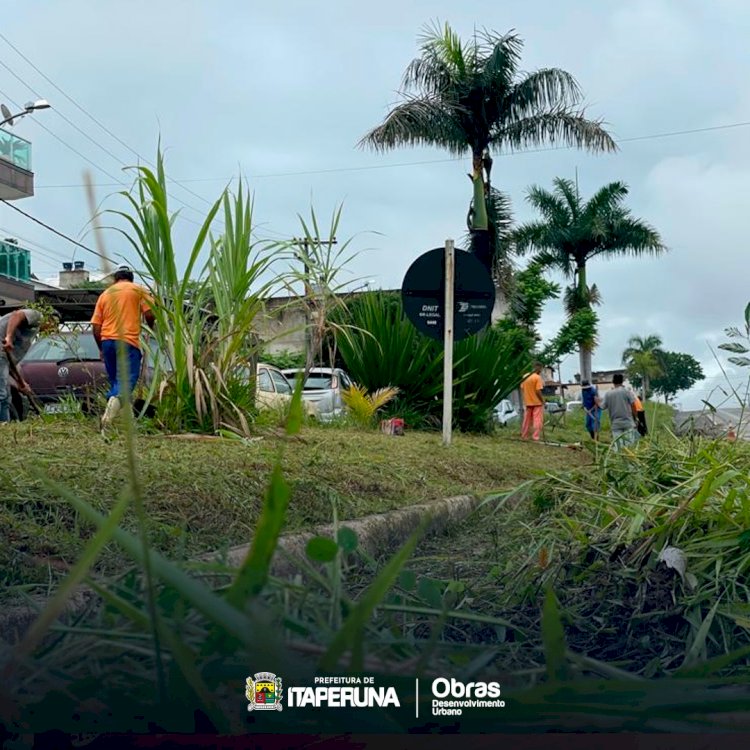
[2,0,750,409]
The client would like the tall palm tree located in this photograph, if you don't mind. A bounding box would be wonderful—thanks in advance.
[515,178,665,382]
[622,334,664,400]
[359,22,615,316]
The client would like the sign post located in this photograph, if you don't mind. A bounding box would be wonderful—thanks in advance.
[401,242,494,448]
[442,240,455,446]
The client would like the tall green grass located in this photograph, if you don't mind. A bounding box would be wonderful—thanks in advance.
[110,150,287,435]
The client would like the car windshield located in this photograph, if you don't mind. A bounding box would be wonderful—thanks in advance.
[304,375,333,390]
[23,333,100,362]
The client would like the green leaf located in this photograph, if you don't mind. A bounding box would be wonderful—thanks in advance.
[398,570,416,591]
[321,519,428,671]
[541,587,569,681]
[675,643,750,678]
[285,368,306,436]
[41,478,261,649]
[336,526,359,552]
[13,483,130,662]
[682,599,721,667]
[417,576,444,609]
[227,463,291,605]
[306,536,339,562]
[744,301,750,330]
[718,342,749,354]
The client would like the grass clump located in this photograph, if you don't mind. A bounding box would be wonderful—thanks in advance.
[408,427,750,680]
[0,417,584,595]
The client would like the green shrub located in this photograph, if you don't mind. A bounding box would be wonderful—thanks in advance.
[333,291,530,431]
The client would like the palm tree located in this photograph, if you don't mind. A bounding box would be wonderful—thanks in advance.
[515,178,665,382]
[359,22,615,316]
[622,334,664,400]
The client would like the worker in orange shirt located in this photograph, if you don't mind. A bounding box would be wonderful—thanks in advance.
[91,265,155,427]
[520,361,545,441]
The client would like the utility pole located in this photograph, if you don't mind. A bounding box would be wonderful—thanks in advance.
[289,236,337,372]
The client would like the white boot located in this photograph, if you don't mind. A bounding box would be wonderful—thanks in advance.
[101,396,121,431]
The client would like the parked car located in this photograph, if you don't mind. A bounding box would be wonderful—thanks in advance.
[254,363,318,417]
[282,367,353,422]
[12,330,158,419]
[566,400,583,412]
[12,331,107,418]
[493,398,519,426]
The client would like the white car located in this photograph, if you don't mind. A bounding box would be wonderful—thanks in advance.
[566,400,583,412]
[239,363,317,417]
[282,367,354,422]
[493,398,519,426]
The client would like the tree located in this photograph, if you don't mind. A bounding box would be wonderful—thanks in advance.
[506,261,561,342]
[630,350,704,403]
[622,334,664,399]
[359,22,615,315]
[515,179,665,382]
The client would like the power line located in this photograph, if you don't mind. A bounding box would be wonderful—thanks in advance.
[0,33,220,212]
[0,85,213,231]
[0,225,106,274]
[29,118,750,190]
[0,199,123,266]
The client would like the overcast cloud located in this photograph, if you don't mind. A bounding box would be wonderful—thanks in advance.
[3,0,750,408]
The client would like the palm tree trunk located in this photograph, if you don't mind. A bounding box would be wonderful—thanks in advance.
[577,263,593,383]
[469,151,490,268]
[468,151,507,321]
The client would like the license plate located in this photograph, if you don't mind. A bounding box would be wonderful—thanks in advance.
[44,403,77,414]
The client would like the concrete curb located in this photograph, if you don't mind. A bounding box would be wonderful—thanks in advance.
[1,494,482,644]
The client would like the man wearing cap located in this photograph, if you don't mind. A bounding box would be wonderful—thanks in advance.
[0,308,49,423]
[91,266,155,427]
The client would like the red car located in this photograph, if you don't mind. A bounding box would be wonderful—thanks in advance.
[11,330,155,419]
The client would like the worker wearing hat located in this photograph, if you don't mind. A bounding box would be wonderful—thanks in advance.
[91,265,155,428]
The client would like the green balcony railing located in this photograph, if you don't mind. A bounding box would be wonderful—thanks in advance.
[0,128,32,171]
[0,241,31,282]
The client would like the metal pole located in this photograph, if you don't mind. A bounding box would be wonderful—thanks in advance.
[442,239,455,446]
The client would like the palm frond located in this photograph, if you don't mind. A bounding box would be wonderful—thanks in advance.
[491,108,617,153]
[504,68,582,119]
[581,181,629,225]
[563,282,602,315]
[358,96,468,153]
[477,29,524,95]
[589,216,666,259]
[551,177,581,219]
[523,186,571,226]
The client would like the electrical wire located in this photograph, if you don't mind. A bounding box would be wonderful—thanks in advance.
[0,199,124,266]
[0,225,107,274]
[27,118,750,190]
[0,85,215,230]
[0,33,221,211]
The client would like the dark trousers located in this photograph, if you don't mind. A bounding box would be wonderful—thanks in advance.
[101,339,142,399]
[636,410,648,436]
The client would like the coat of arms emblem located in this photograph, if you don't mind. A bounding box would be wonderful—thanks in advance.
[246,672,283,711]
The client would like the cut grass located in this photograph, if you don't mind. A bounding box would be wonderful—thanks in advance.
[1,416,586,595]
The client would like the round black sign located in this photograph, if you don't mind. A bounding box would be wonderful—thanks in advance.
[401,247,495,341]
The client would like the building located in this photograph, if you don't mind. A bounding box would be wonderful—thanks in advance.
[0,128,34,201]
[0,113,41,304]
[565,368,631,400]
[0,238,34,305]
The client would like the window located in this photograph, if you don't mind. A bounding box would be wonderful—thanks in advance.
[257,368,273,392]
[304,375,333,390]
[270,369,292,394]
[23,333,100,362]
[338,372,352,391]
